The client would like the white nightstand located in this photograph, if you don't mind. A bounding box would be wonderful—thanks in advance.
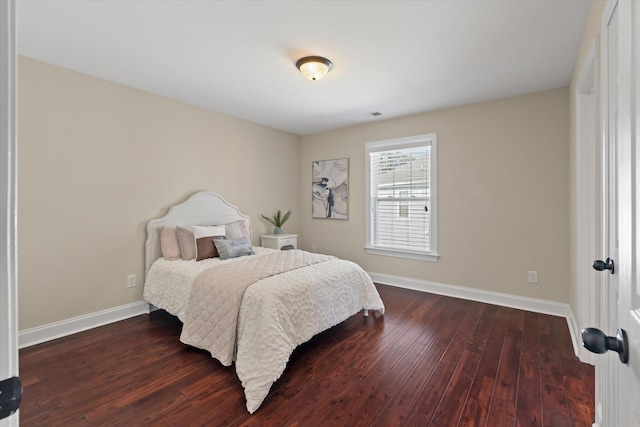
[261,234,297,250]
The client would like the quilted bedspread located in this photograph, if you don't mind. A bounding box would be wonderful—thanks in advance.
[178,249,385,413]
[180,250,334,366]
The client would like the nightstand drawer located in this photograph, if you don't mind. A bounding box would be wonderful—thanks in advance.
[278,236,296,247]
[261,234,298,250]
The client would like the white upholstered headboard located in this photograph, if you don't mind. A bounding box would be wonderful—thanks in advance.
[145,191,252,276]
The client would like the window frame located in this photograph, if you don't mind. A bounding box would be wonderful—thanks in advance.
[365,133,439,262]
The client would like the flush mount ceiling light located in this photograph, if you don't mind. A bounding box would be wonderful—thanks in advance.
[296,56,333,81]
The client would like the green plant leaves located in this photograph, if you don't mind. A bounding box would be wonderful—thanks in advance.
[261,209,292,227]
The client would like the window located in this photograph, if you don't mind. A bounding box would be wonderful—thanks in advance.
[365,133,438,261]
[398,190,409,219]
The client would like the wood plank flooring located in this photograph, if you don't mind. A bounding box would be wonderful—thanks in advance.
[19,284,595,426]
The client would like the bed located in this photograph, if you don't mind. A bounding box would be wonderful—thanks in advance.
[142,191,385,413]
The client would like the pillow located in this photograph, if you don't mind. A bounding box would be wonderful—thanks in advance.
[196,236,226,261]
[214,237,254,260]
[159,226,182,260]
[224,219,249,240]
[176,226,196,260]
[193,225,226,261]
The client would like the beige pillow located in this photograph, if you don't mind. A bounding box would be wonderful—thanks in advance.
[193,225,226,261]
[225,220,250,240]
[176,226,196,260]
[160,226,181,260]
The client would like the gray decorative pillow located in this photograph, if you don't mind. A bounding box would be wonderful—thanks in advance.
[214,237,254,260]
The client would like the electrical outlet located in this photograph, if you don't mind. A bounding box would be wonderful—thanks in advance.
[528,271,538,284]
[127,274,137,288]
[311,245,317,253]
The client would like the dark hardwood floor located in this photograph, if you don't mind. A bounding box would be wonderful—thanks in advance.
[19,284,595,426]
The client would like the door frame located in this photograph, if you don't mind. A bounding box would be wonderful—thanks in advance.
[575,37,600,365]
[0,0,19,425]
[598,0,617,417]
[597,1,617,424]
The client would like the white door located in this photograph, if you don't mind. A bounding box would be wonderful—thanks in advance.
[589,1,640,426]
[0,0,19,425]
[620,0,640,424]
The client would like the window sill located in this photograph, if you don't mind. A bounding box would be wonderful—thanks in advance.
[365,246,439,262]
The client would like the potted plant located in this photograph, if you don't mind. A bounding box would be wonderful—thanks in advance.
[261,209,292,234]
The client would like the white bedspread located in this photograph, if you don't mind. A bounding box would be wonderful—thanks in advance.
[143,248,385,413]
[180,250,337,366]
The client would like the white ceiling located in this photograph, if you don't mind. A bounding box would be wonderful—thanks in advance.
[17,0,590,136]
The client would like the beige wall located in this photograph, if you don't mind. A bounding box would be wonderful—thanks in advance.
[568,1,607,327]
[19,54,575,330]
[300,88,570,302]
[18,57,300,330]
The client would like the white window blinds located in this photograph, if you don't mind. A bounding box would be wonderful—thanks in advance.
[366,134,438,260]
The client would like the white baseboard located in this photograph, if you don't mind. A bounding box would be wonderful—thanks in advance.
[18,301,148,349]
[368,272,581,358]
[565,305,583,361]
[18,276,584,359]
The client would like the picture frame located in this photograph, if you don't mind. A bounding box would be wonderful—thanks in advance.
[312,158,349,219]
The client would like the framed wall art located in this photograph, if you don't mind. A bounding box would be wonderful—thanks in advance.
[312,158,348,219]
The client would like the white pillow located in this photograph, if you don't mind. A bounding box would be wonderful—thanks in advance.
[192,225,227,261]
[192,225,226,239]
